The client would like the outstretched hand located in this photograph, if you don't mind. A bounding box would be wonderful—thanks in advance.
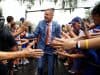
[23,48,44,58]
[51,37,76,50]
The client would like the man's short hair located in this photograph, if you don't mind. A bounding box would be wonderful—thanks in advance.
[91,2,100,16]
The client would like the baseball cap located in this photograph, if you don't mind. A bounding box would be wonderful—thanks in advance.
[69,17,82,25]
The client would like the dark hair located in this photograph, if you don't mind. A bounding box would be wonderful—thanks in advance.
[7,16,14,23]
[20,17,25,23]
[91,2,100,16]
[62,25,65,27]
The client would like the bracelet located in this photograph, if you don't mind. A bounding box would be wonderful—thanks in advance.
[76,41,80,49]
[85,39,89,49]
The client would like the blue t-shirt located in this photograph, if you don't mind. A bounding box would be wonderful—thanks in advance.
[87,24,100,65]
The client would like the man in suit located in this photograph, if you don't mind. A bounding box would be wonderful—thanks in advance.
[29,8,61,75]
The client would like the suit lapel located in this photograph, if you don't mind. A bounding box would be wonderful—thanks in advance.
[43,21,47,37]
[52,22,56,38]
[52,22,55,34]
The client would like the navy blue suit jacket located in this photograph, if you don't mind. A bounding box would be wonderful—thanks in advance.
[31,20,61,51]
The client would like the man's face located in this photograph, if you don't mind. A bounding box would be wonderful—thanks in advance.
[73,22,81,30]
[92,14,100,25]
[44,10,54,22]
[11,20,14,24]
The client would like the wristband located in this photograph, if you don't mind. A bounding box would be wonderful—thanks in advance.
[76,41,80,49]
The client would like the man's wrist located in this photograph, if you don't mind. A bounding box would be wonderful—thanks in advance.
[16,51,25,58]
[75,41,81,49]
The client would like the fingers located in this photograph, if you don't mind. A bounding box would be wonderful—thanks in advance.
[57,51,64,55]
[51,42,63,46]
[30,49,44,58]
[24,48,44,58]
[61,32,71,39]
[33,49,44,54]
[50,38,66,49]
[54,38,64,42]
[51,38,64,45]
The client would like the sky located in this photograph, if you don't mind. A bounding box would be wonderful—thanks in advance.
[0,0,100,25]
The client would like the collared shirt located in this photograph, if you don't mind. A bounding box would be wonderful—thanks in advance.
[46,22,52,44]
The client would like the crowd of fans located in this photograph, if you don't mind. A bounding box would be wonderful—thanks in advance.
[0,2,100,75]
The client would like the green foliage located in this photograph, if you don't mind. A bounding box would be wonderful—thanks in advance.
[54,0,58,4]
[29,0,35,5]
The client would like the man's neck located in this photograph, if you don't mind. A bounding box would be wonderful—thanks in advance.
[46,20,52,23]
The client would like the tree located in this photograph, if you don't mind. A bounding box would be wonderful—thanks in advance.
[0,0,4,2]
[54,0,58,4]
[61,0,87,13]
[17,0,87,13]
[17,0,35,5]
[39,0,44,5]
